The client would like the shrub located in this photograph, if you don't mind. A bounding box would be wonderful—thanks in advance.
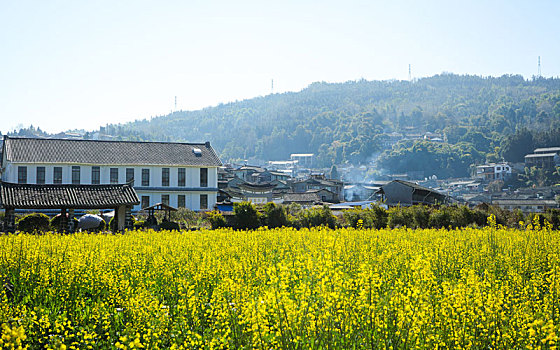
[387,206,413,228]
[233,202,261,230]
[410,205,430,228]
[343,205,389,229]
[471,208,490,227]
[159,208,200,228]
[133,220,146,229]
[50,215,80,232]
[159,220,180,231]
[17,213,50,233]
[296,205,336,229]
[448,206,475,228]
[428,207,452,229]
[369,205,389,229]
[108,215,142,231]
[342,209,365,228]
[263,203,289,228]
[207,211,228,229]
[544,208,560,229]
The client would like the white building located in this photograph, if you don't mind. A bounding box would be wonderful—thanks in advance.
[474,163,512,181]
[290,153,314,168]
[1,137,222,211]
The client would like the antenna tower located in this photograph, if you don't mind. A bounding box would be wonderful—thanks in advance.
[408,64,412,81]
[174,96,177,111]
[538,56,542,77]
[271,79,274,94]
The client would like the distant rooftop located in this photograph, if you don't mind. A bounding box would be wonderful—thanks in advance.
[525,153,558,158]
[534,147,560,153]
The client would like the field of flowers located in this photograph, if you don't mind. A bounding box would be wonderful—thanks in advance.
[1,217,559,349]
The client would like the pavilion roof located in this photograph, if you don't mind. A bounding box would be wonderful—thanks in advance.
[0,181,139,209]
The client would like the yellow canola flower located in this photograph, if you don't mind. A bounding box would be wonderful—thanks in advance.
[1,225,560,348]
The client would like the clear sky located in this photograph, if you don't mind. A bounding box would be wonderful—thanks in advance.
[1,0,559,134]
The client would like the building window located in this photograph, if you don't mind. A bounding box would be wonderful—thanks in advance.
[126,168,134,183]
[17,166,27,184]
[72,166,80,184]
[142,169,150,186]
[54,167,62,184]
[200,168,208,188]
[178,168,186,187]
[110,168,119,184]
[162,194,169,205]
[200,194,208,210]
[36,167,45,184]
[92,166,100,184]
[141,196,150,209]
[178,195,186,208]
[162,168,170,186]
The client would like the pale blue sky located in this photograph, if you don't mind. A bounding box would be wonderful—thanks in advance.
[1,0,559,134]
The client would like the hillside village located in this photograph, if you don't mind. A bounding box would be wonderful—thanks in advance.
[2,128,560,234]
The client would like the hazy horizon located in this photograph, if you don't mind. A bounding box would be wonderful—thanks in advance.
[1,0,559,134]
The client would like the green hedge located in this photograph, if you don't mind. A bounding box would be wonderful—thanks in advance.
[17,213,50,233]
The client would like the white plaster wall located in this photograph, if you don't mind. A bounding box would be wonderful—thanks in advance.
[2,162,218,211]
[134,191,216,212]
[2,163,218,187]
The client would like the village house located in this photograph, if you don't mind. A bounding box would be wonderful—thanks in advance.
[491,198,558,213]
[223,182,282,204]
[474,163,512,181]
[0,136,221,212]
[377,180,448,206]
[291,174,343,202]
[290,153,314,168]
[524,147,560,168]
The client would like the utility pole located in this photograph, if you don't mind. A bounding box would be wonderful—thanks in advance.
[408,64,412,81]
[538,56,542,77]
[271,79,274,94]
[174,96,177,111]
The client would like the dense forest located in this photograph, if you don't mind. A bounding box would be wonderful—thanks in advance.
[10,74,560,179]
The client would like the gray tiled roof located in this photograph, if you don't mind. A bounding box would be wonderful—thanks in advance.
[282,192,321,203]
[378,180,446,198]
[0,181,139,209]
[2,137,222,166]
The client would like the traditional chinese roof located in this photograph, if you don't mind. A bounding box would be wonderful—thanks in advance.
[282,192,321,203]
[237,182,276,192]
[2,136,222,167]
[377,180,446,197]
[0,181,139,209]
[142,202,178,212]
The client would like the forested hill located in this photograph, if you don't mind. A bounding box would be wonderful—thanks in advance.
[93,74,560,171]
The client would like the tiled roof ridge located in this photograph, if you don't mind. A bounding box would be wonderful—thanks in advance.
[3,136,222,167]
[3,135,212,146]
[0,180,134,188]
[0,180,139,209]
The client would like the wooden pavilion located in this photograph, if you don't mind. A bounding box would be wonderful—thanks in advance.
[0,181,139,233]
[142,202,178,225]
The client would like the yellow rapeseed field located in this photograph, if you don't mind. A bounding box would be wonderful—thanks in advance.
[1,216,559,349]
